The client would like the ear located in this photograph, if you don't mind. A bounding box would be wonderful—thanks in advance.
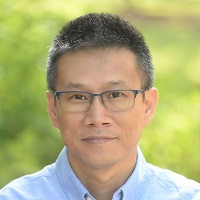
[46,91,59,129]
[144,87,158,126]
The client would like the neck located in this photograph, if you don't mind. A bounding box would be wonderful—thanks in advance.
[68,148,137,200]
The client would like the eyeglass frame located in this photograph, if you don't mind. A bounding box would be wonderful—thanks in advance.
[52,89,146,112]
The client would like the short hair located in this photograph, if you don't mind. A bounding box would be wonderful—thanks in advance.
[46,13,154,91]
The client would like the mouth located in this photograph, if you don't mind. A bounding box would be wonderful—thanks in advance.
[82,136,117,144]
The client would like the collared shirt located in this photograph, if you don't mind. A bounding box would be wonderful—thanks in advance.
[0,146,200,200]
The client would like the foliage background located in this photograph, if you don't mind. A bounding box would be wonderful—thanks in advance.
[0,0,199,187]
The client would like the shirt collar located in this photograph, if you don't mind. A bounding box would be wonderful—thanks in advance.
[118,146,148,199]
[55,147,89,199]
[55,146,148,200]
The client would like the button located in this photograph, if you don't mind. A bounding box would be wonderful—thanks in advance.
[86,197,93,200]
[84,193,94,200]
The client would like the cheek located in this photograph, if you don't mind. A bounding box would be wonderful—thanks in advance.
[117,110,145,146]
[57,113,84,147]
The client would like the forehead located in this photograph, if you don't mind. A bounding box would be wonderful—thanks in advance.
[56,48,142,91]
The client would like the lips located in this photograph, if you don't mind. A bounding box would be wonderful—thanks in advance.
[82,136,116,144]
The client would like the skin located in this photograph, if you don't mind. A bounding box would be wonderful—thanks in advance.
[46,47,158,200]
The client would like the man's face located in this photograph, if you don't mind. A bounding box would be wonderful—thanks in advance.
[47,48,157,169]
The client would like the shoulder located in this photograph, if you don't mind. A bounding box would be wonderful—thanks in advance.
[146,163,200,199]
[0,163,61,200]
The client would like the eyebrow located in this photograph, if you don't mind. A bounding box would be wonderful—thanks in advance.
[108,80,126,86]
[63,80,127,90]
[63,82,84,90]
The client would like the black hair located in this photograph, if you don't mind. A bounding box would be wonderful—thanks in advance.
[46,13,154,91]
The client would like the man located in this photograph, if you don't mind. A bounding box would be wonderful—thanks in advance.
[0,13,199,200]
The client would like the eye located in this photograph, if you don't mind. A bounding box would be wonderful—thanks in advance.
[109,91,123,98]
[71,94,87,100]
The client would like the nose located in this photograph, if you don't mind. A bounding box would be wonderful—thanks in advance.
[84,96,111,128]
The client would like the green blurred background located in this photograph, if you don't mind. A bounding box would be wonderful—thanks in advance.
[0,0,200,187]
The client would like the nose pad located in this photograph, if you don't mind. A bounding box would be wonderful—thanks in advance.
[87,95,108,114]
[90,95,105,108]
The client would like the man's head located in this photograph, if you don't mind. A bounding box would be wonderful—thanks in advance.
[46,13,158,170]
[46,13,154,92]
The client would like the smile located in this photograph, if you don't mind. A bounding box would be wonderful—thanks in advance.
[82,137,116,144]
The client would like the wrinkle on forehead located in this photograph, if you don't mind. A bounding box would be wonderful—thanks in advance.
[56,48,142,91]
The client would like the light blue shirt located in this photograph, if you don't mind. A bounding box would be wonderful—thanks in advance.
[0,146,200,200]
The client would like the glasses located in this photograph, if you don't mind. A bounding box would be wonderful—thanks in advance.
[53,89,146,112]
